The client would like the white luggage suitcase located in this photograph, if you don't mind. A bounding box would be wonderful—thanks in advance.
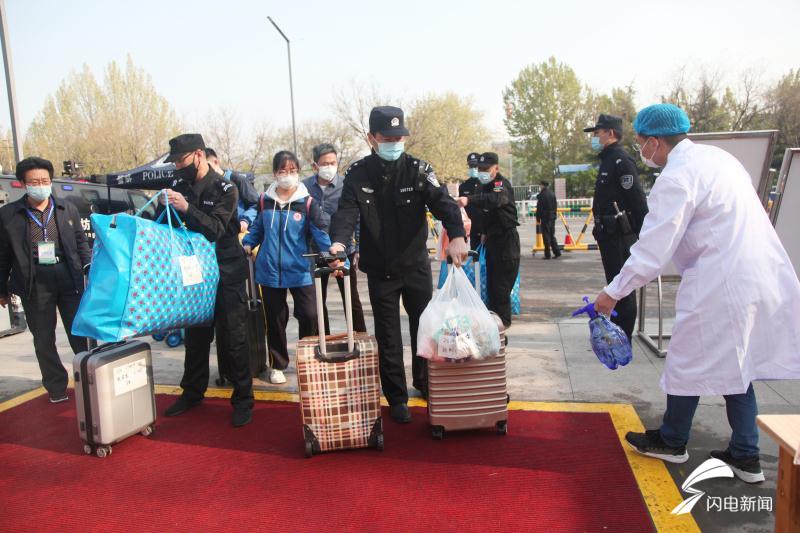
[73,340,156,458]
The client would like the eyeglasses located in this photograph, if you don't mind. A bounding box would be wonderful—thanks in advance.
[25,179,52,186]
[315,162,337,167]
[275,169,299,177]
[632,143,642,153]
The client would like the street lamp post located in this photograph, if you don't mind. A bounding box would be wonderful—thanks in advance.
[267,16,297,156]
[0,0,22,164]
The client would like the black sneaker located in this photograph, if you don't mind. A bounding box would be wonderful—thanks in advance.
[49,392,69,404]
[164,395,201,417]
[625,430,689,463]
[232,408,253,428]
[390,403,412,424]
[709,449,765,483]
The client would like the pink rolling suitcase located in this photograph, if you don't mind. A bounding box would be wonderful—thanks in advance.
[428,252,509,439]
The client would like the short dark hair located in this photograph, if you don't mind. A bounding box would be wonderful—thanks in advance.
[540,180,549,187]
[272,150,300,173]
[204,147,218,159]
[312,143,337,164]
[16,156,54,181]
[662,133,688,148]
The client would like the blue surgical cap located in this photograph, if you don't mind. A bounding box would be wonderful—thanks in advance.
[633,104,691,137]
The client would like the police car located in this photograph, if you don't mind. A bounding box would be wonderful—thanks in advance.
[0,175,155,245]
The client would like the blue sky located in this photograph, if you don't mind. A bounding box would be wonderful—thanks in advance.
[1,0,798,140]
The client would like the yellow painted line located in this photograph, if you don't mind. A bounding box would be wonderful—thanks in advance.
[1,387,697,532]
[0,387,47,413]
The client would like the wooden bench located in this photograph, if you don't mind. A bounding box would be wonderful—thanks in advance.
[756,415,800,532]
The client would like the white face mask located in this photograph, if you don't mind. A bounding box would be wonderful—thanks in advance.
[639,138,661,168]
[276,173,299,190]
[317,165,336,182]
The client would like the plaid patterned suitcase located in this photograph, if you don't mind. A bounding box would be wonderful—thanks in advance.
[428,261,509,439]
[296,256,383,457]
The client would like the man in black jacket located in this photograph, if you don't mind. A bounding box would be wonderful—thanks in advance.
[458,152,520,327]
[160,134,254,427]
[328,106,467,423]
[0,157,91,403]
[536,180,560,259]
[584,114,648,339]
[458,152,484,249]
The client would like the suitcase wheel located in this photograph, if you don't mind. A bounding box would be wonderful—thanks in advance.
[431,426,444,440]
[496,420,508,435]
[152,333,166,342]
[166,332,183,348]
[95,445,112,458]
[375,433,384,452]
[140,425,154,437]
[83,444,93,455]
[304,439,314,458]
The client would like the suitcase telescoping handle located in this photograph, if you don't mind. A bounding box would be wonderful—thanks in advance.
[247,254,259,309]
[446,250,480,292]
[303,252,354,357]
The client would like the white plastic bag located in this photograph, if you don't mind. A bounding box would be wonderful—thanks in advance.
[417,264,501,362]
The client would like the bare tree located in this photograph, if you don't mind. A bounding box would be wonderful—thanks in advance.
[332,79,400,141]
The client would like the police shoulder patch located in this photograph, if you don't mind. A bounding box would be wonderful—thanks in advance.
[426,171,440,188]
[616,158,623,165]
[620,174,634,190]
[220,181,233,192]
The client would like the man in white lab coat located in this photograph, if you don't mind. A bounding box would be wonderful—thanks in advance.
[594,103,800,483]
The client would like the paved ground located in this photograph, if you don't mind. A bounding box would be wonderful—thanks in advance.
[1,216,796,532]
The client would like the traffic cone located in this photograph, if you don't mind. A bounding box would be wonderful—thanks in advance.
[533,221,544,253]
[564,233,574,246]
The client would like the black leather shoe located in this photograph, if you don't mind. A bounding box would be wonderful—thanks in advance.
[164,396,201,417]
[232,408,253,428]
[390,403,412,424]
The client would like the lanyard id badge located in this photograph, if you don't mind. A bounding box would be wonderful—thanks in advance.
[37,241,56,264]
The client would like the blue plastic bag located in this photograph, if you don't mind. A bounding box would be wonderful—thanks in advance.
[510,272,521,315]
[437,256,476,289]
[72,192,220,342]
[477,244,488,304]
[572,296,632,369]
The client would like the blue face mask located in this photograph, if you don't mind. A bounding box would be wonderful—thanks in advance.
[591,136,603,151]
[376,141,404,161]
[478,171,493,184]
[468,167,478,178]
[26,185,52,202]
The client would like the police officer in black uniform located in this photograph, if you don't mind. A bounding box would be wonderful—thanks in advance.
[458,152,520,327]
[458,152,484,250]
[584,114,648,339]
[160,134,254,427]
[536,180,560,259]
[328,106,467,424]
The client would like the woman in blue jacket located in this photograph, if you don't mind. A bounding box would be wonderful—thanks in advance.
[243,151,332,384]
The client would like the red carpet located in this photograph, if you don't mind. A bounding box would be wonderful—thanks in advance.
[0,394,654,532]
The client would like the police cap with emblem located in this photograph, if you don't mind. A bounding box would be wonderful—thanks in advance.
[165,133,206,163]
[477,152,499,169]
[368,106,410,137]
[583,114,622,133]
[467,152,480,168]
[583,114,623,134]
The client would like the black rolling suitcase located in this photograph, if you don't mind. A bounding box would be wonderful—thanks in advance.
[215,256,267,384]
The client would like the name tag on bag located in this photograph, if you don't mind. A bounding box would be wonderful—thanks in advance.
[178,255,204,286]
[37,241,56,265]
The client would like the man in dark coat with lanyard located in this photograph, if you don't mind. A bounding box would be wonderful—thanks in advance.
[536,180,560,259]
[160,134,254,427]
[458,152,520,328]
[458,152,484,250]
[328,106,467,424]
[584,114,648,339]
[0,157,91,403]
